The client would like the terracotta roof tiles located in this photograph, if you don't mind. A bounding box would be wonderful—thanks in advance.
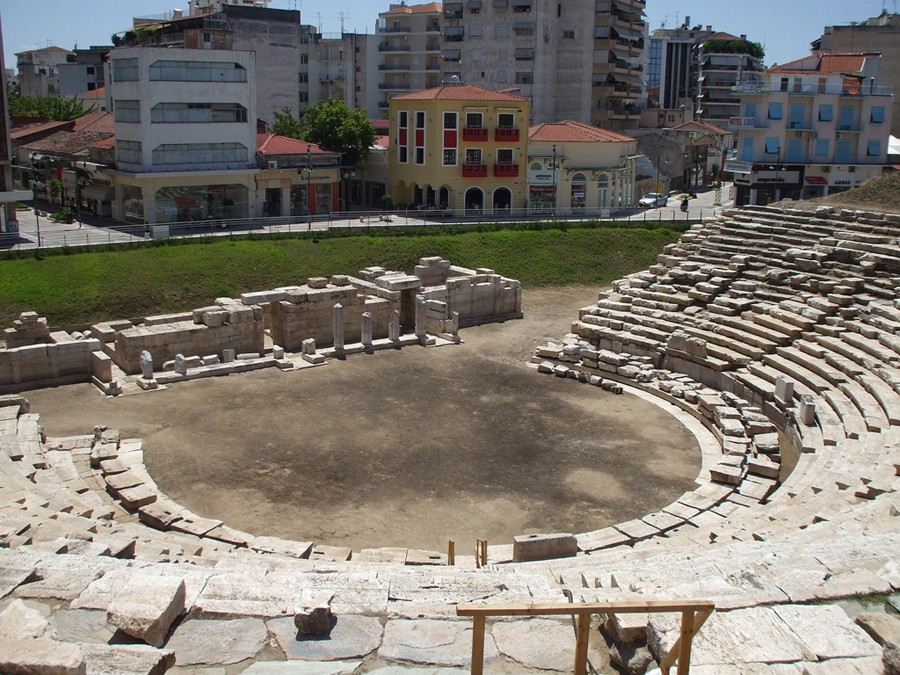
[528,120,633,144]
[381,2,442,16]
[257,134,330,155]
[392,83,527,102]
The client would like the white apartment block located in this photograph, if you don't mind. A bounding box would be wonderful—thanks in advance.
[441,0,647,129]
[376,3,444,115]
[728,53,892,206]
[109,47,258,225]
[15,47,74,97]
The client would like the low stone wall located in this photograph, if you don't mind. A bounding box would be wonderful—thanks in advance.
[0,338,101,393]
[109,301,265,375]
[269,276,396,351]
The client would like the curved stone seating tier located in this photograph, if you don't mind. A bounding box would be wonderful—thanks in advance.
[0,208,898,673]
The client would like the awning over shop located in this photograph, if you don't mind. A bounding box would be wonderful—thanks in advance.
[804,176,827,185]
[82,185,115,201]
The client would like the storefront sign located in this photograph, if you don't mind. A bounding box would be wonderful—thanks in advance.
[752,170,800,185]
[530,171,554,185]
[724,160,753,174]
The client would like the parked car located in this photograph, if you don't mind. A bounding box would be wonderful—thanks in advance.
[639,192,668,208]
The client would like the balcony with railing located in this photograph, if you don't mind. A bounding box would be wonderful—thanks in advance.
[731,82,894,97]
[379,42,411,52]
[463,127,489,141]
[462,163,488,177]
[493,163,519,177]
[495,127,520,142]
[381,25,411,33]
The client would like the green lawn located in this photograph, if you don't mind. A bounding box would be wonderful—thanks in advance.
[0,224,680,328]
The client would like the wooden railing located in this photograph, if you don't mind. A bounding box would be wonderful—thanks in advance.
[456,599,714,675]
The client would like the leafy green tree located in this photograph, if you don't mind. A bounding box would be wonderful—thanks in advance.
[7,86,96,121]
[298,97,377,169]
[271,106,304,139]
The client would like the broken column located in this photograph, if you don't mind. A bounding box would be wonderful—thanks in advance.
[415,295,427,343]
[139,350,154,380]
[449,310,460,341]
[361,312,373,348]
[174,354,188,376]
[333,303,344,352]
[389,309,400,342]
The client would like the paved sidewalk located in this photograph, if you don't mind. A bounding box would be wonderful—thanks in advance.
[2,183,734,251]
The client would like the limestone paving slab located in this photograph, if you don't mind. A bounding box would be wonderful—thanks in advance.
[773,604,882,660]
[242,661,363,674]
[164,617,267,666]
[490,618,574,671]
[106,575,185,647]
[649,606,812,667]
[0,636,86,675]
[380,619,499,668]
[267,614,383,661]
[51,609,117,645]
[0,599,55,640]
[80,643,175,675]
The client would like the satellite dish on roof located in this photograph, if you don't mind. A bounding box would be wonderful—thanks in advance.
[449,75,461,84]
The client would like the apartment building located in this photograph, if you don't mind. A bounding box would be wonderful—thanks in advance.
[695,33,765,130]
[728,53,892,206]
[376,3,444,115]
[310,32,378,114]
[58,47,112,99]
[121,5,304,125]
[813,11,900,137]
[108,47,258,225]
[1,21,31,237]
[646,20,714,109]
[389,82,529,214]
[15,47,74,97]
[441,0,647,129]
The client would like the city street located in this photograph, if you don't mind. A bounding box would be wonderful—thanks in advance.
[3,183,734,252]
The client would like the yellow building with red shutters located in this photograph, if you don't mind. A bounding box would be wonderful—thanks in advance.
[388,82,530,215]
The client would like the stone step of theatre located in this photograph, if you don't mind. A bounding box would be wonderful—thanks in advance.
[1,205,899,673]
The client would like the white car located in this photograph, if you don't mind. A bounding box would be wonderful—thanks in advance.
[639,193,668,208]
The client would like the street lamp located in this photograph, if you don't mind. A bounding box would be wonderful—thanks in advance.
[30,153,42,248]
[551,144,557,215]
[306,144,312,230]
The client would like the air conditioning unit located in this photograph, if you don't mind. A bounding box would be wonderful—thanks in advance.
[267,160,278,169]
[822,166,830,173]
[849,166,856,172]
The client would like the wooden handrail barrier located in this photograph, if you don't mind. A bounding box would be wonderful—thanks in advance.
[456,599,715,675]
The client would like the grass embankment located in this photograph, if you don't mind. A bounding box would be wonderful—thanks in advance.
[0,223,681,328]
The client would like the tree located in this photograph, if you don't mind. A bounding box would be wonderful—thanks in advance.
[7,85,96,121]
[271,106,304,139]
[298,97,377,169]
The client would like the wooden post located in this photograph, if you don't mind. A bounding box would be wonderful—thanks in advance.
[475,539,488,568]
[470,614,486,675]
[448,540,455,566]
[677,609,695,675]
[573,612,591,675]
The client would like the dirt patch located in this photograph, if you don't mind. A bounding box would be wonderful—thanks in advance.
[780,171,900,214]
[25,286,701,552]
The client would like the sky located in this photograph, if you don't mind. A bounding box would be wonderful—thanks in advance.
[1,0,894,72]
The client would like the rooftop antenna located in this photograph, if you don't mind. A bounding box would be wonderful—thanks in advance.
[337,10,350,33]
[314,11,322,33]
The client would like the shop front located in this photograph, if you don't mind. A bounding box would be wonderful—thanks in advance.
[732,164,802,206]
[255,166,339,219]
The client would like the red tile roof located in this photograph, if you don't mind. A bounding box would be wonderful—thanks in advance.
[72,111,114,133]
[392,82,527,102]
[528,120,633,143]
[671,120,729,135]
[769,53,876,74]
[256,134,330,155]
[381,2,442,16]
